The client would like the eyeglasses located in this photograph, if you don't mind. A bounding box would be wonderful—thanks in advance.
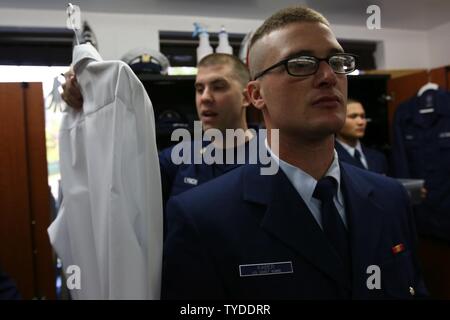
[253,53,357,80]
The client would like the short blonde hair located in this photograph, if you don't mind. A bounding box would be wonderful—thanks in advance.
[198,53,250,87]
[249,6,330,50]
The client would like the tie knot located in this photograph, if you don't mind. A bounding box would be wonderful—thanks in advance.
[354,149,361,160]
[313,176,337,201]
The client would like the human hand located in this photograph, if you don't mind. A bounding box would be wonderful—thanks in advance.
[420,187,427,200]
[61,69,83,110]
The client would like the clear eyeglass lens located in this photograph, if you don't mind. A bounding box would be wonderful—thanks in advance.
[329,55,355,73]
[287,57,317,75]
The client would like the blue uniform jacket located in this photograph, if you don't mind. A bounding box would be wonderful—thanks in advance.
[335,141,388,175]
[159,139,251,205]
[392,89,450,239]
[162,161,428,299]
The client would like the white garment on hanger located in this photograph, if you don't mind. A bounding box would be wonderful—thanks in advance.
[48,43,163,300]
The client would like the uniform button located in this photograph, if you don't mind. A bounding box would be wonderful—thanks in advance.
[409,286,415,296]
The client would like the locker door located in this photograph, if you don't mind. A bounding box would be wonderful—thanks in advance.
[0,83,35,298]
[0,82,55,299]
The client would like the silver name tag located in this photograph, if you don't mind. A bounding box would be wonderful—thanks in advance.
[239,261,293,277]
[184,177,198,185]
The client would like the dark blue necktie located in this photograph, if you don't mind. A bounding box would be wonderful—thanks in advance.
[353,149,366,169]
[313,177,351,272]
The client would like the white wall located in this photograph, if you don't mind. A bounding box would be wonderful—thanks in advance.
[0,8,261,61]
[0,8,435,69]
[333,25,429,70]
[427,20,450,69]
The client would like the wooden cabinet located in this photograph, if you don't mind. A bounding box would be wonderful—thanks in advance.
[430,65,450,90]
[0,82,55,299]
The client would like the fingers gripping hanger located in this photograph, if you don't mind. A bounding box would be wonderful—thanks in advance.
[46,3,82,112]
[66,3,82,45]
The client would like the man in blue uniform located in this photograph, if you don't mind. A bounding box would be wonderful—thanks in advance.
[158,53,255,203]
[162,6,427,299]
[335,98,388,174]
[62,53,255,205]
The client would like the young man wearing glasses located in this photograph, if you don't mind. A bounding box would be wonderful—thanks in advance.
[162,5,427,300]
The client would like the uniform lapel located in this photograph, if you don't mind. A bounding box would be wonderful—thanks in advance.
[335,142,361,169]
[243,164,351,291]
[361,146,375,172]
[340,163,386,297]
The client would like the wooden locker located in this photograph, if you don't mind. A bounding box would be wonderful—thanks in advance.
[0,82,55,299]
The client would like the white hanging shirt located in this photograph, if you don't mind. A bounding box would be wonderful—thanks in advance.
[48,43,163,300]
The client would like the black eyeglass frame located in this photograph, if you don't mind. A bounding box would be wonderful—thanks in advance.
[253,53,358,80]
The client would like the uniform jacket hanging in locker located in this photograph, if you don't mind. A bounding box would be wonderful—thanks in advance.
[48,43,163,299]
[392,88,450,241]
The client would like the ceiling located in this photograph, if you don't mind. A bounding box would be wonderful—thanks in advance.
[1,0,450,30]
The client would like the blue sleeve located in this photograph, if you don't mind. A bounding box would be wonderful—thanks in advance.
[0,267,21,300]
[380,152,389,176]
[158,146,178,206]
[392,102,411,178]
[398,184,429,298]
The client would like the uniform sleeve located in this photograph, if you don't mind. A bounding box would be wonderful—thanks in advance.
[399,184,429,298]
[0,267,21,300]
[380,152,389,176]
[392,103,411,178]
[158,147,178,206]
[162,196,226,300]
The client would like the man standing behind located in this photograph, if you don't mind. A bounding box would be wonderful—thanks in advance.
[335,98,388,174]
[162,5,427,299]
[158,53,254,203]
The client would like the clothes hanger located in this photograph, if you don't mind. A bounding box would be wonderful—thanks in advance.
[417,73,439,97]
[417,82,438,96]
[66,3,82,45]
[416,73,438,113]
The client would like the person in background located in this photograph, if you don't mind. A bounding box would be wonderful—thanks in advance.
[335,98,389,175]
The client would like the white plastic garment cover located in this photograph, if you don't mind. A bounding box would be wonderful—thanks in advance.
[48,43,163,299]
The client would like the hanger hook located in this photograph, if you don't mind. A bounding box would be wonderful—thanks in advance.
[67,3,74,16]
